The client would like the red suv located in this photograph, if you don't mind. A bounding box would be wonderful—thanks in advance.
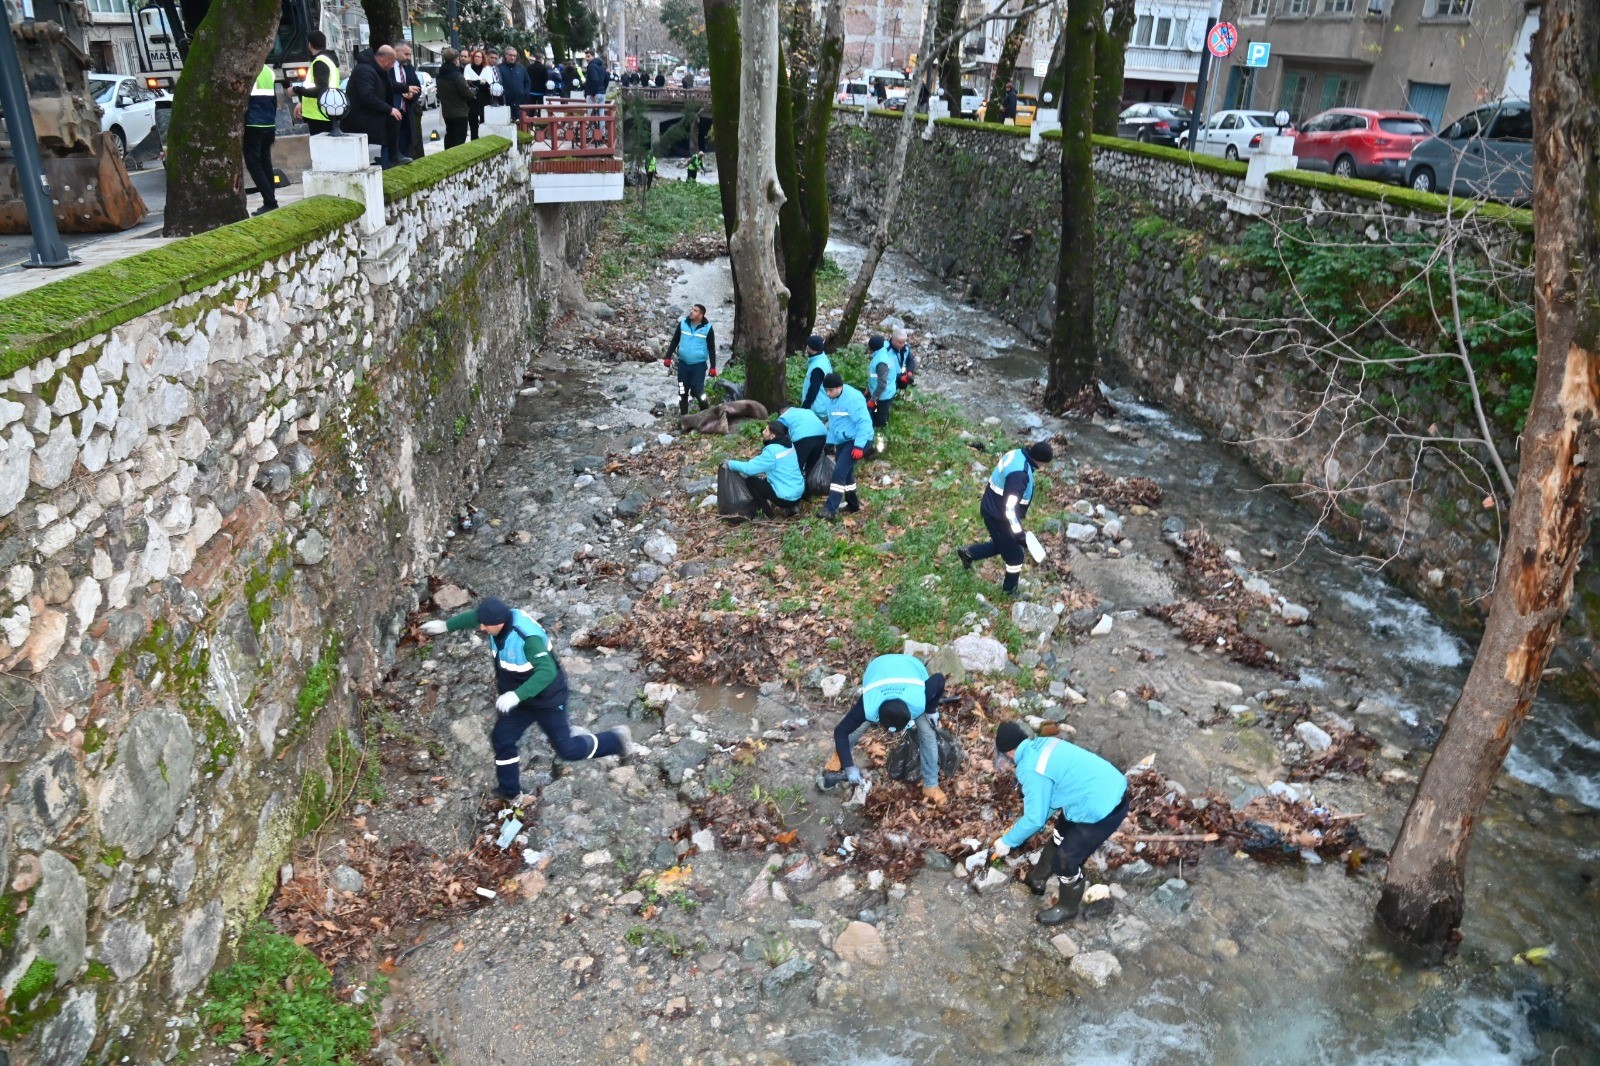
[1292,108,1433,183]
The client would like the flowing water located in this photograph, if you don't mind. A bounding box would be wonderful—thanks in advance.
[661,239,1600,1063]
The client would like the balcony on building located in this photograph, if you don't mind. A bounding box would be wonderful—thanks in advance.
[518,100,623,204]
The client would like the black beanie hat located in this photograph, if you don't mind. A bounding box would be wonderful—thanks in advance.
[867,334,886,352]
[823,371,844,389]
[1027,441,1054,465]
[878,699,911,731]
[807,334,826,352]
[996,720,1029,754]
[477,597,512,626]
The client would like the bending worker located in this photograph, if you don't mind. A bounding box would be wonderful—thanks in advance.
[776,404,829,488]
[725,419,805,518]
[958,440,1053,594]
[865,334,898,454]
[799,334,833,416]
[421,596,632,799]
[991,721,1129,925]
[664,303,717,415]
[821,653,949,807]
[820,372,873,522]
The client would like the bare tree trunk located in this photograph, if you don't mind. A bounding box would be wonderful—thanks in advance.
[702,0,746,352]
[362,0,404,49]
[162,0,279,236]
[728,0,789,409]
[983,6,1032,123]
[1041,0,1097,406]
[830,0,938,351]
[1093,0,1134,135]
[935,0,962,106]
[1376,0,1600,950]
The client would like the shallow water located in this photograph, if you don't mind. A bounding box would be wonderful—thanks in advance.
[788,234,1600,1063]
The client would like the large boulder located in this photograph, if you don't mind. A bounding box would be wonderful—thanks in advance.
[950,634,1009,674]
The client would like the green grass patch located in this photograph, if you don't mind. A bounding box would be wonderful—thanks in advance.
[200,921,385,1065]
[294,635,342,735]
[589,181,726,289]
[381,136,511,203]
[0,196,363,379]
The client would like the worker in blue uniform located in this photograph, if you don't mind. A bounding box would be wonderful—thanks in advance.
[819,372,873,522]
[725,419,805,517]
[865,334,899,454]
[663,303,718,415]
[819,653,950,807]
[958,441,1053,594]
[775,404,828,487]
[798,334,833,416]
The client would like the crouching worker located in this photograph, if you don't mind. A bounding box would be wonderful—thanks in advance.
[725,419,805,517]
[420,597,633,799]
[775,404,828,490]
[990,722,1129,925]
[819,654,949,807]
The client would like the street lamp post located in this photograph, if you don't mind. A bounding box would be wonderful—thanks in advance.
[0,0,75,267]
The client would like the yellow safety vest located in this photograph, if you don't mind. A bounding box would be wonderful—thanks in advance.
[300,53,341,121]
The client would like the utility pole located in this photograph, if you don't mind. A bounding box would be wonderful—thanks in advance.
[448,0,458,47]
[0,0,75,267]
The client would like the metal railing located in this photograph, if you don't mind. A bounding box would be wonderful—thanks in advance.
[618,85,712,106]
[517,101,618,157]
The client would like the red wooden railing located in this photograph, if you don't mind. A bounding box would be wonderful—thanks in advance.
[517,101,618,157]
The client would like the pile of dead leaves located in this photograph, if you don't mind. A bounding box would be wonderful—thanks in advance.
[1147,528,1297,676]
[590,331,660,363]
[683,793,800,853]
[1290,728,1379,781]
[1062,465,1163,509]
[1167,528,1275,614]
[665,232,728,261]
[1146,599,1291,674]
[267,814,534,970]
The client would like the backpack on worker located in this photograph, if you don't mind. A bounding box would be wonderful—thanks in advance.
[886,724,965,783]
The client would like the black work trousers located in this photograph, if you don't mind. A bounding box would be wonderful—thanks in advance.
[243,127,277,206]
[445,117,470,148]
[1052,792,1131,878]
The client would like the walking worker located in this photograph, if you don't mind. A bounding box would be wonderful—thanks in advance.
[958,441,1053,594]
[645,152,657,190]
[865,333,898,454]
[820,372,872,521]
[990,722,1129,925]
[820,653,949,807]
[776,404,828,487]
[244,63,279,216]
[420,597,632,800]
[686,150,702,182]
[725,419,805,517]
[662,302,717,415]
[889,327,917,388]
[798,334,833,416]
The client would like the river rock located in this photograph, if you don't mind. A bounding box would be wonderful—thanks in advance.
[1295,721,1334,753]
[330,864,366,895]
[433,584,472,612]
[1279,601,1311,624]
[1066,523,1098,542]
[169,900,223,997]
[902,639,939,659]
[616,491,649,517]
[629,563,662,589]
[1090,614,1114,636]
[924,645,966,684]
[642,532,678,565]
[1010,601,1058,636]
[97,918,153,980]
[19,851,86,983]
[295,528,330,565]
[1050,933,1079,959]
[951,634,1008,674]
[971,866,1010,894]
[818,673,847,699]
[1146,877,1193,916]
[8,750,80,851]
[1070,950,1122,987]
[97,709,194,859]
[642,682,679,708]
[658,739,709,783]
[1161,516,1186,535]
[833,921,887,966]
[761,956,815,1000]
[573,455,607,474]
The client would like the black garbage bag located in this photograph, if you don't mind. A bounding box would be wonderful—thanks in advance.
[806,451,836,498]
[717,462,759,518]
[886,724,965,783]
[711,377,745,403]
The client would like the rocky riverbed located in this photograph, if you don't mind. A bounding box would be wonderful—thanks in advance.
[272,235,1599,1065]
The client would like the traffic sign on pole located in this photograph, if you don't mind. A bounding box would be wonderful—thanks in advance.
[1245,41,1272,68]
[1207,22,1237,59]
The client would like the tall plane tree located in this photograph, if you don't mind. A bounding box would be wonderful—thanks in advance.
[728,0,789,407]
[983,3,1033,123]
[1093,0,1135,134]
[702,0,744,350]
[1041,0,1098,405]
[162,0,279,236]
[362,0,403,50]
[1376,0,1600,949]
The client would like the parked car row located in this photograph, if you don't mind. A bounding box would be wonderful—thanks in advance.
[1121,98,1533,204]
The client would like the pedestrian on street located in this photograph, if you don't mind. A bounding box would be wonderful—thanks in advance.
[346,47,405,168]
[889,327,917,388]
[1002,81,1018,123]
[681,68,694,89]
[655,71,667,88]
[958,441,1053,594]
[820,654,950,807]
[244,63,279,216]
[393,42,423,162]
[819,372,871,522]
[865,333,898,454]
[498,47,532,117]
[464,49,495,137]
[564,59,583,98]
[798,333,833,416]
[438,48,476,148]
[420,597,633,800]
[775,404,828,489]
[585,50,609,102]
[291,30,340,134]
[663,302,717,415]
[685,150,702,182]
[725,419,805,518]
[991,722,1129,924]
[527,52,548,108]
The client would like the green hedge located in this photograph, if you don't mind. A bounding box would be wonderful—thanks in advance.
[1266,168,1533,232]
[0,196,365,379]
[381,135,512,203]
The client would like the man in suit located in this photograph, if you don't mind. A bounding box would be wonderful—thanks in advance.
[393,42,423,161]
[346,46,404,168]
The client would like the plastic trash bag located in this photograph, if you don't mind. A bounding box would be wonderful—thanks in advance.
[717,462,759,518]
[886,724,965,783]
[806,452,836,498]
[711,377,745,403]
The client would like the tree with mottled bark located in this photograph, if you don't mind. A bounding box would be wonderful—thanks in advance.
[727,0,789,409]
[1093,0,1135,134]
[161,0,279,237]
[362,0,404,50]
[702,0,745,350]
[983,5,1032,124]
[1376,0,1600,950]
[934,0,962,107]
[1041,0,1097,406]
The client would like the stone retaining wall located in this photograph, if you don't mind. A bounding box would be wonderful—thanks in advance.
[0,139,604,1061]
[826,114,1598,687]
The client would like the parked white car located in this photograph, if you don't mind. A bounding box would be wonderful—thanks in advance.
[1179,109,1291,160]
[87,73,160,159]
[417,69,437,109]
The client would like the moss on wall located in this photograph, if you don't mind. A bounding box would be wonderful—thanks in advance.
[382,136,512,203]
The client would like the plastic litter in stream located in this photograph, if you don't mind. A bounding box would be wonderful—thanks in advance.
[496,817,524,850]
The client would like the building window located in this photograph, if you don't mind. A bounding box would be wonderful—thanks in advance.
[1283,0,1309,13]
[1424,0,1472,15]
[86,0,129,14]
[1321,0,1354,12]
[1320,72,1361,109]
[1132,14,1152,45]
[1246,0,1271,16]
[1280,68,1311,117]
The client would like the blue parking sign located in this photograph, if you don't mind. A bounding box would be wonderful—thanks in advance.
[1245,41,1271,68]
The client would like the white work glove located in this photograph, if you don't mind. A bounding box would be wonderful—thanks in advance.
[991,839,1011,860]
[495,691,521,713]
[845,766,863,785]
[420,620,447,636]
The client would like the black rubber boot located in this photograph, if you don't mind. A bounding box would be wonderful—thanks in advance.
[957,547,974,570]
[678,396,689,416]
[1037,873,1086,925]
[1025,840,1059,895]
[817,769,849,791]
